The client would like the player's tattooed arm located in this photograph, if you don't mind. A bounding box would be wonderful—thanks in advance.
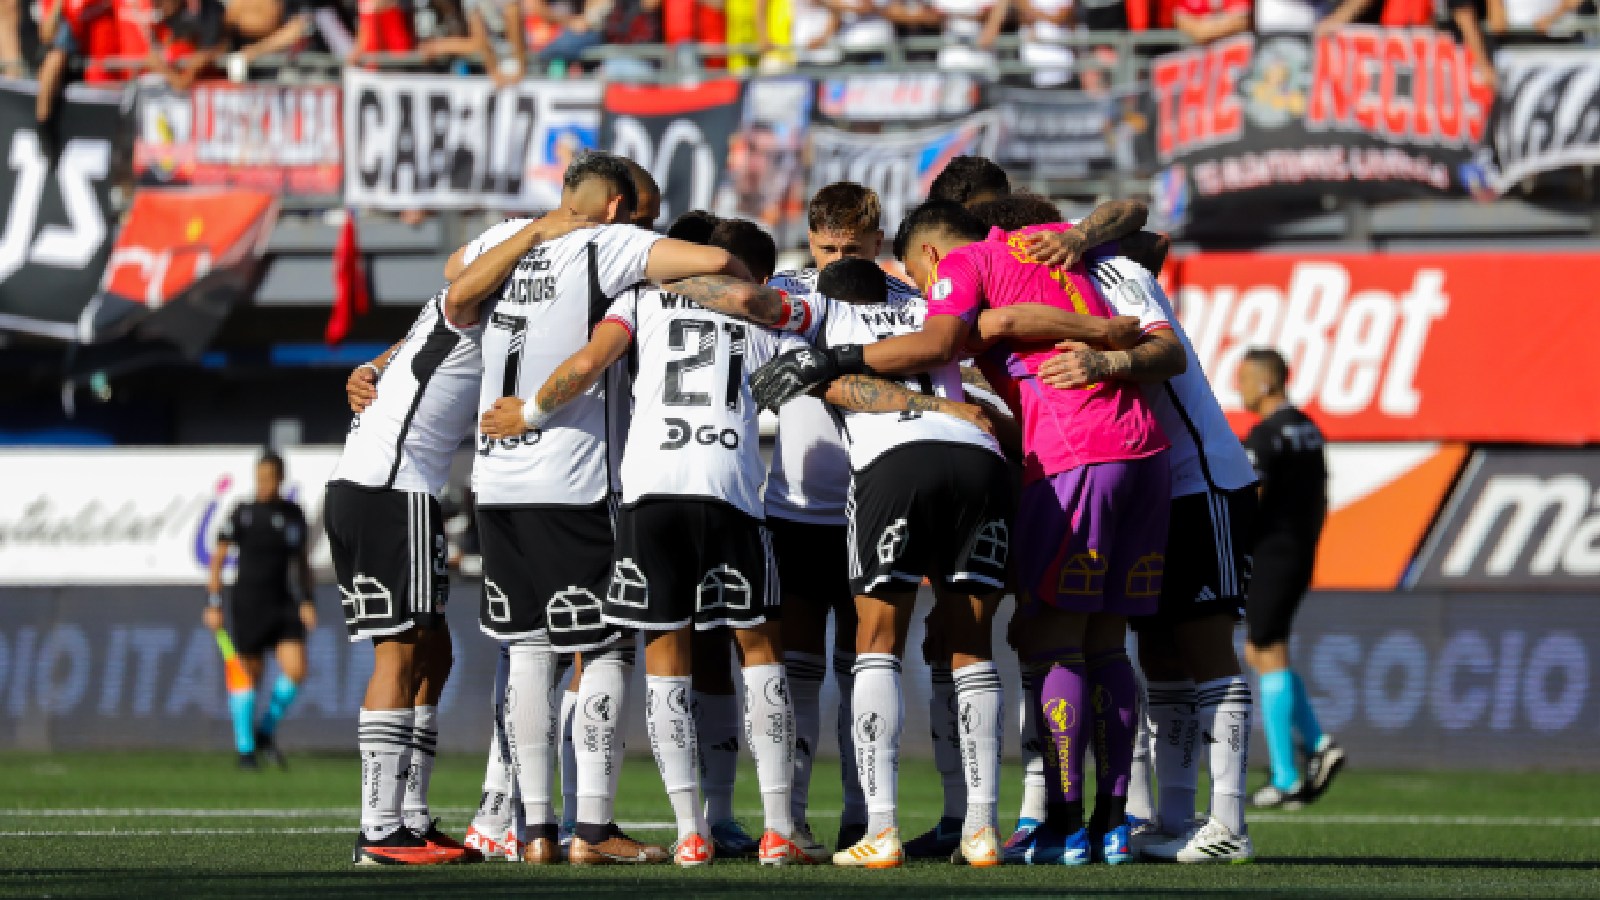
[972,305,1142,352]
[821,375,994,435]
[1038,328,1186,390]
[663,275,786,326]
[1018,199,1149,270]
[480,321,633,439]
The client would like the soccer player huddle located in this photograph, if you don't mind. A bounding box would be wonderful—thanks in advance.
[326,151,1336,870]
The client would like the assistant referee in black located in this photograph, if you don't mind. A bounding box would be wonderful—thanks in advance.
[205,451,317,769]
[1237,349,1344,809]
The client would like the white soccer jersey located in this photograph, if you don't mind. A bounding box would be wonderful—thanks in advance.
[474,224,662,507]
[762,268,924,524]
[332,291,485,497]
[1088,254,1257,496]
[604,286,804,518]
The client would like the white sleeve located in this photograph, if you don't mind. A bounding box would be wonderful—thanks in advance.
[813,298,877,347]
[597,226,665,297]
[599,289,640,338]
[1092,258,1170,335]
[462,217,533,267]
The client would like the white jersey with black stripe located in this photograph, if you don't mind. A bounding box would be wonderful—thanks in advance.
[331,291,484,497]
[474,224,662,507]
[762,268,923,524]
[604,286,805,518]
[1087,254,1257,496]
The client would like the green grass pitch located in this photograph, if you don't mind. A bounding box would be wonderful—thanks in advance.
[3,752,1598,898]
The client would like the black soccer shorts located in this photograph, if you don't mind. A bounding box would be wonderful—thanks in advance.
[1132,487,1257,633]
[325,481,448,643]
[477,502,623,653]
[602,499,779,632]
[766,515,854,617]
[229,593,305,656]
[847,442,1015,598]
[1245,534,1317,647]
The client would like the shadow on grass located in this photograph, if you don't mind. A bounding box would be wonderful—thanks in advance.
[1265,857,1600,871]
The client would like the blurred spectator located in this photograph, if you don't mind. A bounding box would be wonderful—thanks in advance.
[1255,0,1319,31]
[1015,0,1074,87]
[225,0,355,78]
[419,0,526,84]
[352,0,416,65]
[1172,0,1250,44]
[1316,0,1418,34]
[883,0,942,63]
[147,0,229,91]
[1489,0,1592,38]
[806,0,894,62]
[35,0,122,126]
[599,0,663,77]
[527,0,609,73]
[2,0,20,77]
[1446,0,1496,85]
[927,0,1008,72]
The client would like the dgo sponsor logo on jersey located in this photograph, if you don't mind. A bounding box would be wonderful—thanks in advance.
[1165,253,1600,442]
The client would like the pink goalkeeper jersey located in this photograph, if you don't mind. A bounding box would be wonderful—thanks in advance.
[927,222,1171,482]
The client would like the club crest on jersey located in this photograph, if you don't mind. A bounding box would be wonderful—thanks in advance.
[340,574,392,622]
[607,560,649,609]
[696,565,752,613]
[548,587,604,632]
[930,277,954,301]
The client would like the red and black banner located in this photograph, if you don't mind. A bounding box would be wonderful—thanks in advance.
[601,80,744,228]
[1150,27,1495,210]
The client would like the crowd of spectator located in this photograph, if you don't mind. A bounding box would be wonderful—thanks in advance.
[3,0,1595,118]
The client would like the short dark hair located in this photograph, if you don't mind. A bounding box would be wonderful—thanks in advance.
[1243,347,1290,389]
[816,257,889,306]
[666,209,721,244]
[927,156,1011,206]
[892,200,990,261]
[564,152,638,217]
[709,218,778,284]
[258,451,285,478]
[967,194,1063,232]
[620,157,660,207]
[807,182,882,235]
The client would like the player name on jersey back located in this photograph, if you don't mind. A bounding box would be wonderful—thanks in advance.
[474,224,661,508]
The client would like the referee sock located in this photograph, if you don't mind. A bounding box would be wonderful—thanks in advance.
[742,663,795,839]
[559,681,579,824]
[852,653,902,836]
[575,644,632,829]
[358,708,413,840]
[506,641,560,828]
[1148,679,1199,831]
[646,674,706,842]
[834,651,867,827]
[784,651,825,825]
[257,674,300,740]
[1087,650,1138,834]
[693,690,740,825]
[402,705,439,832]
[1289,670,1325,753]
[472,644,514,836]
[229,690,256,756]
[1260,670,1302,792]
[1126,670,1156,822]
[928,665,967,823]
[1017,663,1048,825]
[1197,675,1253,834]
[953,661,1002,841]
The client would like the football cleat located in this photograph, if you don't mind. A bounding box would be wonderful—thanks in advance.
[502,823,525,861]
[559,820,576,852]
[254,731,288,769]
[1152,817,1254,864]
[237,753,259,771]
[463,823,514,861]
[1250,783,1307,810]
[673,832,714,867]
[832,826,903,869]
[1304,737,1347,803]
[951,825,1001,867]
[1100,818,1135,865]
[353,828,464,866]
[758,830,808,866]
[417,819,479,863]
[521,836,560,865]
[904,816,963,859]
[569,825,670,865]
[791,822,827,863]
[710,819,760,858]
[1007,823,1091,866]
[1001,817,1041,863]
[1130,817,1190,860]
[836,821,867,853]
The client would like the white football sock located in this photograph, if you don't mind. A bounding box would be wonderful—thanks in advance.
[742,662,795,838]
[647,674,704,842]
[852,653,902,836]
[1017,662,1048,824]
[472,645,514,834]
[402,705,439,832]
[785,651,825,825]
[928,665,966,822]
[1148,679,1199,831]
[834,651,866,826]
[358,708,413,840]
[693,690,740,825]
[1197,675,1253,834]
[1127,670,1155,822]
[559,684,578,824]
[575,645,632,827]
[953,661,1002,840]
[506,640,560,827]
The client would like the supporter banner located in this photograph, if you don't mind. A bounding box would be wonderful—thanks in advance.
[993,84,1153,180]
[1315,443,1467,591]
[1410,449,1600,591]
[713,78,813,249]
[815,73,981,123]
[0,81,130,341]
[0,448,339,585]
[134,82,342,196]
[1166,252,1600,443]
[809,111,1002,239]
[1484,48,1600,194]
[602,80,744,229]
[343,73,599,211]
[1149,28,1493,206]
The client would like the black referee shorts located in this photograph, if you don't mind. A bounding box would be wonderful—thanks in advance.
[1246,534,1317,647]
[229,592,305,656]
